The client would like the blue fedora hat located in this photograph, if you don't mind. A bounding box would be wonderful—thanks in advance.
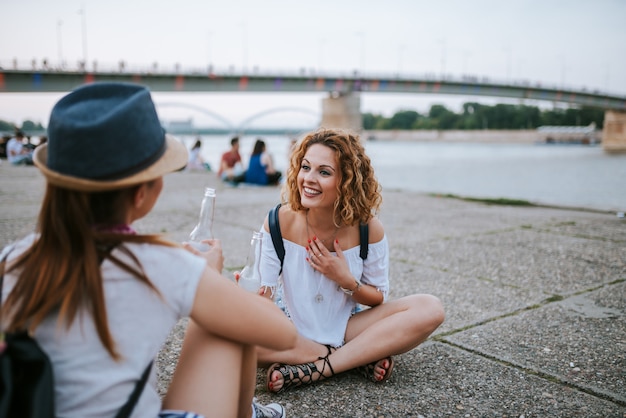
[34,82,187,191]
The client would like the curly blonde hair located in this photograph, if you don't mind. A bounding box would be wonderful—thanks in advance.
[281,128,382,226]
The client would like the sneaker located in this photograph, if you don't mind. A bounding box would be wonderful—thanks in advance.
[252,399,285,418]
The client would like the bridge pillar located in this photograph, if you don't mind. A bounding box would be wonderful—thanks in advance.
[602,110,626,153]
[320,93,362,132]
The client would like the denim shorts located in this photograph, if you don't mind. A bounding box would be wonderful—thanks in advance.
[159,411,205,418]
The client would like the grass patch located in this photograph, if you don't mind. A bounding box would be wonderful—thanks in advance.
[544,294,564,303]
[432,193,535,207]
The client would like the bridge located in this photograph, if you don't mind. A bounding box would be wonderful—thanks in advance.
[1,65,625,152]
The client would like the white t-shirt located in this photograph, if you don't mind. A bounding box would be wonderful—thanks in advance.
[6,137,24,163]
[2,235,206,418]
[259,228,389,347]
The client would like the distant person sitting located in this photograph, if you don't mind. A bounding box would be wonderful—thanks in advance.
[7,131,34,165]
[187,138,211,171]
[218,136,244,182]
[244,138,281,186]
[36,136,48,148]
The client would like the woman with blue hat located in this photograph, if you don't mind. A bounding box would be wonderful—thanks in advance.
[1,82,296,418]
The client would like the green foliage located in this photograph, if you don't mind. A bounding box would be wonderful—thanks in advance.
[388,110,420,129]
[365,103,605,130]
[0,119,46,136]
[21,120,44,131]
[0,119,15,133]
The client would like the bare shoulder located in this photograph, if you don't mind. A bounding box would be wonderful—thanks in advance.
[263,204,300,237]
[367,217,385,243]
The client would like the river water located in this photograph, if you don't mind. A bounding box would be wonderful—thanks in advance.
[185,134,626,212]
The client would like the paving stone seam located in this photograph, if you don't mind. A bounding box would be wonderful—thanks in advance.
[436,339,626,407]
[430,279,626,407]
[533,228,626,245]
[433,279,625,340]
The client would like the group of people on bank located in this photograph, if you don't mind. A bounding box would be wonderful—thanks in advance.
[1,130,47,165]
[2,82,444,418]
[217,136,282,186]
[188,135,282,186]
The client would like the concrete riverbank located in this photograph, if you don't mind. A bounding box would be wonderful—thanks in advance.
[1,163,624,417]
[363,128,603,144]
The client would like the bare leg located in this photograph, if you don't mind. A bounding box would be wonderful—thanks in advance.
[238,344,258,418]
[257,333,331,368]
[163,320,256,418]
[266,294,444,392]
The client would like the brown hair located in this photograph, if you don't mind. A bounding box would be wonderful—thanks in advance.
[282,129,382,226]
[2,182,175,360]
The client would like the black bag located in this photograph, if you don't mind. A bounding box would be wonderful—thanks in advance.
[0,247,152,418]
[0,331,55,418]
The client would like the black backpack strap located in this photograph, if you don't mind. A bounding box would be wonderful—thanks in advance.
[359,223,369,260]
[115,361,153,418]
[268,203,285,274]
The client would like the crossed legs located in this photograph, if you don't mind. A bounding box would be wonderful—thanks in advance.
[260,293,445,392]
[163,319,257,418]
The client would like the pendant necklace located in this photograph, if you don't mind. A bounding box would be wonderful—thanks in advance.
[305,211,339,245]
[305,211,340,303]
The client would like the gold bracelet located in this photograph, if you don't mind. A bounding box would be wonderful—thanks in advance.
[341,279,362,296]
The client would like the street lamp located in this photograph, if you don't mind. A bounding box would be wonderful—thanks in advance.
[57,19,63,65]
[78,5,88,66]
[207,31,213,68]
[318,38,326,73]
[397,44,406,75]
[503,45,512,81]
[355,32,365,73]
[437,38,446,77]
[240,22,248,73]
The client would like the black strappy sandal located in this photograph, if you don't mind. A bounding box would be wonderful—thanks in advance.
[266,345,335,393]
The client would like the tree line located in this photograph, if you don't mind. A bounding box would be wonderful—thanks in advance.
[0,119,45,134]
[2,102,606,134]
[363,103,605,130]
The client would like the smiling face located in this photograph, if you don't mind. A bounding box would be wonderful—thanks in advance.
[297,143,340,211]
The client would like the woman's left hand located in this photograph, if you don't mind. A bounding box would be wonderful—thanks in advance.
[184,239,224,273]
[307,237,353,287]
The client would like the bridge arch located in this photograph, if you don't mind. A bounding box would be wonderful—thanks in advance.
[236,107,320,134]
[155,102,235,131]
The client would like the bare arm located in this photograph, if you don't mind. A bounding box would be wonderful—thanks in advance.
[189,266,297,351]
[261,152,275,174]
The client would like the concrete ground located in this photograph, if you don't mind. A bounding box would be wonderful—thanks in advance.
[1,163,624,417]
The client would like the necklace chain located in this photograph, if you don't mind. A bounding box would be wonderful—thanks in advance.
[305,210,339,304]
[305,211,339,245]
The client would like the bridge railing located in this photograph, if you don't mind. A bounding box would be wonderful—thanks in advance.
[2,57,623,100]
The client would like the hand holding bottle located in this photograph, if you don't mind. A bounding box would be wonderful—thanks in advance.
[184,238,224,273]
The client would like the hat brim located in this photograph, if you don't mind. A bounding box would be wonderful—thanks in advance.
[34,134,188,191]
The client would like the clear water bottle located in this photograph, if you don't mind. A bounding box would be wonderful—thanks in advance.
[238,231,263,293]
[189,187,216,251]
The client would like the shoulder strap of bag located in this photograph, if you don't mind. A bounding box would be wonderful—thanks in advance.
[268,203,285,274]
[359,223,369,260]
[114,361,153,418]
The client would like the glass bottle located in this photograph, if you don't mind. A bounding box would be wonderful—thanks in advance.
[238,231,263,293]
[189,187,216,251]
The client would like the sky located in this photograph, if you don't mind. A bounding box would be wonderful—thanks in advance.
[1,0,625,128]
